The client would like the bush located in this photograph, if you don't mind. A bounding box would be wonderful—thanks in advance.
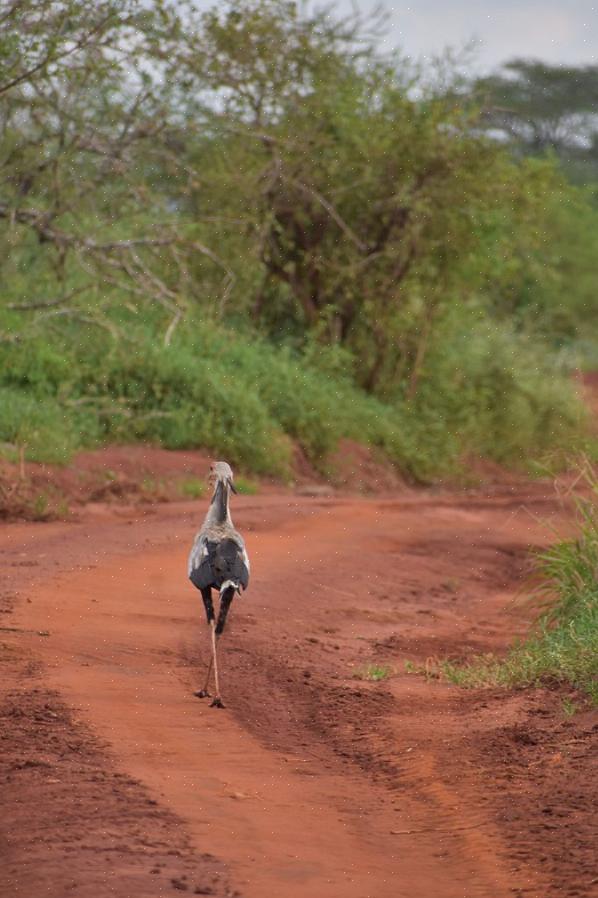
[0,387,78,464]
[408,315,585,471]
[0,315,588,481]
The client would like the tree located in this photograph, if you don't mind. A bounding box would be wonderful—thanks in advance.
[2,1,590,398]
[0,0,231,344]
[475,59,598,178]
[162,0,533,392]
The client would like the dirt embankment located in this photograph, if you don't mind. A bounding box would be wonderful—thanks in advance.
[1,481,596,898]
[2,366,596,523]
[0,438,413,522]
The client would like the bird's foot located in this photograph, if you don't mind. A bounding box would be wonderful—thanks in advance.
[194,689,211,699]
[210,696,225,709]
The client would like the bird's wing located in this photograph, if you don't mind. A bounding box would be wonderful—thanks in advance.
[214,538,250,591]
[188,533,249,592]
[241,544,250,582]
[188,532,214,588]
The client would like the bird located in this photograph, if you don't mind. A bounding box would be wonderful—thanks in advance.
[187,461,250,708]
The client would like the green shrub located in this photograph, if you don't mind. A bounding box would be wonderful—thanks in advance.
[0,312,588,480]
[406,316,585,473]
[0,387,77,464]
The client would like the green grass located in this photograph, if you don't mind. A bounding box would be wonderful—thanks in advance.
[0,312,588,482]
[561,697,579,717]
[354,663,393,682]
[178,474,255,500]
[234,477,259,495]
[0,387,80,464]
[438,467,598,704]
[178,478,206,500]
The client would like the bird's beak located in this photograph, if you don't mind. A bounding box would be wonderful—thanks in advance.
[228,479,237,495]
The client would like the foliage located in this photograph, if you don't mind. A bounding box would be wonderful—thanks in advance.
[0,0,231,344]
[0,387,78,463]
[472,165,598,342]
[412,312,586,466]
[234,477,259,495]
[475,59,598,181]
[0,1,594,479]
[439,466,598,704]
[354,664,393,682]
[162,2,580,393]
[0,315,583,481]
[178,478,206,499]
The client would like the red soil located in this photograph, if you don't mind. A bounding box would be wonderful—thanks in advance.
[0,446,217,519]
[0,440,409,520]
[1,478,596,898]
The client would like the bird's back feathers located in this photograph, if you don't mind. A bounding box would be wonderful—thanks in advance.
[189,535,249,594]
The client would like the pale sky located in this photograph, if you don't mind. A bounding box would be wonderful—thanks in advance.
[190,1,598,74]
[332,0,598,72]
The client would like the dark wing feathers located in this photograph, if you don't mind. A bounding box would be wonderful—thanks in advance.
[189,537,249,592]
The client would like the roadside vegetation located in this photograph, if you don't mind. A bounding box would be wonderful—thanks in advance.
[354,664,393,682]
[0,321,584,480]
[0,1,596,482]
[437,467,598,704]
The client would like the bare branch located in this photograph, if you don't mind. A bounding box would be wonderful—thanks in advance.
[163,308,182,347]
[7,285,91,311]
[32,307,120,339]
[286,177,369,253]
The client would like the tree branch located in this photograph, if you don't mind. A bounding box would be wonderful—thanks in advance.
[7,285,91,311]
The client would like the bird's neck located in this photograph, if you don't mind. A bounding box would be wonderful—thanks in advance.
[206,480,233,527]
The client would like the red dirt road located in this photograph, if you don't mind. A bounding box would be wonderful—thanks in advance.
[1,489,596,898]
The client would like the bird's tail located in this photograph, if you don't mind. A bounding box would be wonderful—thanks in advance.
[220,579,241,595]
[216,583,238,635]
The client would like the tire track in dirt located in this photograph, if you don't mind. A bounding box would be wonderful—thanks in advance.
[1,492,594,897]
[3,502,495,898]
[0,681,233,898]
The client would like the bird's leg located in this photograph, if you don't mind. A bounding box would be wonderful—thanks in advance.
[207,586,235,705]
[209,620,225,708]
[195,655,213,699]
[195,587,215,699]
[216,586,235,636]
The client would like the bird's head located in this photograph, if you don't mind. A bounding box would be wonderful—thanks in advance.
[208,461,237,494]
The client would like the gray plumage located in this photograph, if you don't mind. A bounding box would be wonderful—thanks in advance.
[188,462,249,707]
[188,462,250,597]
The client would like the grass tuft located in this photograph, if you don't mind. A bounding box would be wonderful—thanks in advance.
[439,464,598,705]
[234,477,259,495]
[178,478,206,500]
[354,663,393,682]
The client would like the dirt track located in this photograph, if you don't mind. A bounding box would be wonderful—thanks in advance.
[1,488,596,898]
